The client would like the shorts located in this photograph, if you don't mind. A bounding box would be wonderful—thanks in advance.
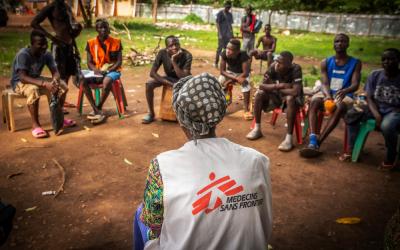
[52,42,80,80]
[218,71,251,93]
[84,71,121,85]
[242,35,255,55]
[311,91,354,110]
[14,77,68,105]
[257,90,304,113]
[254,51,273,61]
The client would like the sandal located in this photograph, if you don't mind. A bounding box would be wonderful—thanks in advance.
[142,114,155,124]
[299,145,321,158]
[63,119,76,128]
[339,153,352,162]
[243,111,254,121]
[32,127,48,138]
[378,161,395,171]
[63,102,76,108]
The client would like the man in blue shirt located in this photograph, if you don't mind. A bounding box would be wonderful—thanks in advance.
[215,1,233,68]
[300,33,362,158]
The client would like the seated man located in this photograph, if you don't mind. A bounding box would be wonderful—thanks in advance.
[219,39,252,120]
[250,24,277,68]
[83,18,123,124]
[10,30,75,138]
[346,48,400,170]
[246,51,304,151]
[134,73,272,250]
[300,33,362,158]
[142,35,192,124]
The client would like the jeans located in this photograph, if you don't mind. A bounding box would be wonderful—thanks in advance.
[348,111,400,163]
[133,204,149,250]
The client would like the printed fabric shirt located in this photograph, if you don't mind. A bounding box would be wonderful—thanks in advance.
[140,158,164,240]
[364,69,400,115]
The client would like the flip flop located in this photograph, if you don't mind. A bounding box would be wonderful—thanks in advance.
[339,153,352,162]
[63,119,76,128]
[32,127,48,138]
[299,146,322,158]
[63,102,76,108]
[142,114,155,124]
[243,112,254,121]
[378,162,395,171]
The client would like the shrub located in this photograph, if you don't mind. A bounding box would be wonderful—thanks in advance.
[183,13,204,24]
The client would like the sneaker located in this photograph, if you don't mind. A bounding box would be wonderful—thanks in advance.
[91,114,106,125]
[278,139,293,152]
[142,113,155,124]
[246,128,263,140]
[243,111,254,120]
[87,111,103,120]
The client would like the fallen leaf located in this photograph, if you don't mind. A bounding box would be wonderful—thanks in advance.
[336,217,361,224]
[21,138,28,143]
[83,126,91,131]
[124,158,133,165]
[152,133,159,138]
[7,172,23,179]
[25,206,37,212]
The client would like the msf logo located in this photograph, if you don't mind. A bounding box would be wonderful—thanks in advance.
[192,172,244,215]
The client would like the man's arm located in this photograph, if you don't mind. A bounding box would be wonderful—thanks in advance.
[267,37,277,53]
[236,60,250,84]
[320,59,332,99]
[171,51,192,79]
[107,43,123,72]
[86,47,103,75]
[256,36,262,49]
[241,17,251,33]
[18,70,57,93]
[30,4,62,45]
[66,6,82,38]
[149,51,171,85]
[335,60,362,102]
[365,72,382,128]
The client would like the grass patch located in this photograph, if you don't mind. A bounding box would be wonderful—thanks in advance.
[183,13,205,24]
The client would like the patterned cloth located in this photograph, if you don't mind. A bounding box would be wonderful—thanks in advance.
[172,73,227,140]
[140,158,164,240]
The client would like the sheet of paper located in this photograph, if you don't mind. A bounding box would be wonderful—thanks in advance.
[81,70,103,78]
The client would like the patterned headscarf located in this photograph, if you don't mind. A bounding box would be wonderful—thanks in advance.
[173,73,227,141]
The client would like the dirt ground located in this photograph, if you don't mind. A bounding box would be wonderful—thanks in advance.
[0,32,399,250]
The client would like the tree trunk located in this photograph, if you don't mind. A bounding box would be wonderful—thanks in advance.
[113,0,118,17]
[268,10,273,25]
[132,0,137,17]
[152,0,158,23]
[77,0,91,27]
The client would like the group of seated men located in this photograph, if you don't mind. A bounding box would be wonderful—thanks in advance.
[10,17,400,169]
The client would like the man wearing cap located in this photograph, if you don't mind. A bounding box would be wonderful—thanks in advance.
[215,1,233,68]
[133,73,272,250]
[246,51,304,152]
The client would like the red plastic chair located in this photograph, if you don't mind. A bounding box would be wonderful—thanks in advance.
[250,107,306,144]
[76,79,127,118]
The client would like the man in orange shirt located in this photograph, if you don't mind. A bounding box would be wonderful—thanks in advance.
[83,19,123,124]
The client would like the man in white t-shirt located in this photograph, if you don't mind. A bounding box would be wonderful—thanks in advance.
[133,73,273,250]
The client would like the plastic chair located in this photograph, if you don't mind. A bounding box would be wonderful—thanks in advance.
[2,88,50,132]
[250,106,306,144]
[76,79,127,118]
[351,119,376,162]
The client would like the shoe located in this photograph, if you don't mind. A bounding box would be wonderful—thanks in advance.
[91,114,106,125]
[142,114,155,124]
[299,144,321,158]
[63,119,76,128]
[243,111,254,120]
[87,111,104,120]
[339,153,352,162]
[246,128,263,140]
[64,102,76,108]
[378,161,396,171]
[31,127,49,138]
[278,139,293,152]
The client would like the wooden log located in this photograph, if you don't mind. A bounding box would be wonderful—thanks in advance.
[159,85,177,122]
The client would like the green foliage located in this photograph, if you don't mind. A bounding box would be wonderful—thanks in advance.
[183,13,205,24]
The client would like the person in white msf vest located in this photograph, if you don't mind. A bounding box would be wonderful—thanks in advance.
[133,72,273,250]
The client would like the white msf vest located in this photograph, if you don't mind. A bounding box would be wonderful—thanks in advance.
[144,138,272,250]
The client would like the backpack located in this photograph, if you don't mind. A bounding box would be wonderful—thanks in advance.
[253,19,263,33]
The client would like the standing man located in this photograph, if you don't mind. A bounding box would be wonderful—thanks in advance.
[250,24,277,68]
[142,36,192,124]
[83,19,123,124]
[300,33,362,158]
[246,51,303,151]
[219,39,252,120]
[31,0,82,108]
[241,5,256,55]
[215,1,233,68]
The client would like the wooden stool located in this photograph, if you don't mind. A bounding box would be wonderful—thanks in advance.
[159,85,176,122]
[1,88,50,132]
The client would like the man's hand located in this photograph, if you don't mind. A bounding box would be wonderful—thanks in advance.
[171,50,182,63]
[335,89,347,103]
[93,69,104,76]
[236,76,247,85]
[374,114,383,131]
[276,83,291,89]
[43,81,58,94]
[163,79,174,87]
